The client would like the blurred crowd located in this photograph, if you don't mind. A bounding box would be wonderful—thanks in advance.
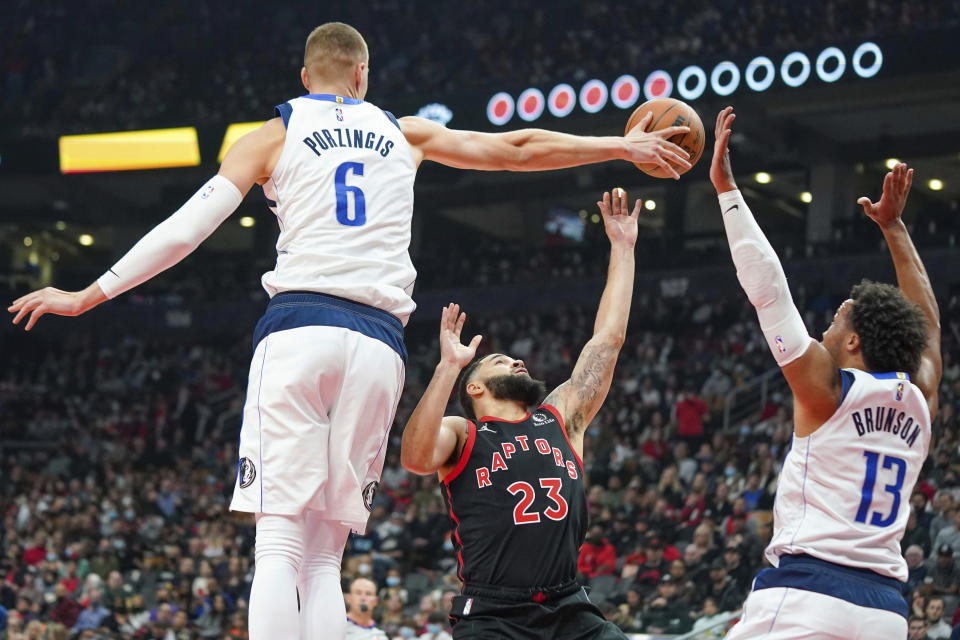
[2,273,960,639]
[3,0,960,135]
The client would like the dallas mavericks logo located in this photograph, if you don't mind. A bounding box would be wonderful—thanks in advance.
[362,481,379,512]
[238,457,256,489]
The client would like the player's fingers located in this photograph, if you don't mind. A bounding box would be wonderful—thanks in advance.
[455,312,467,334]
[614,188,626,215]
[631,199,643,219]
[856,197,874,216]
[660,141,692,167]
[656,125,690,142]
[468,335,482,351]
[12,305,31,325]
[25,309,45,331]
[637,111,653,130]
[662,148,691,169]
[905,168,914,193]
[598,191,611,215]
[658,155,682,180]
[725,112,736,131]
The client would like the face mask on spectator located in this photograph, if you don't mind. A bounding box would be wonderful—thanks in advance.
[427,624,442,634]
[443,540,454,551]
[400,627,415,638]
[357,563,372,576]
[386,576,401,587]
[725,466,736,478]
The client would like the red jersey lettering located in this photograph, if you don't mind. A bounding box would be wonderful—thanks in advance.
[501,442,516,459]
[476,467,492,488]
[566,460,579,479]
[491,452,508,472]
[535,438,551,454]
[515,435,529,451]
[552,447,564,467]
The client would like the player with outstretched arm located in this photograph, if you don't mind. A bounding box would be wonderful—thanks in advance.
[711,107,941,639]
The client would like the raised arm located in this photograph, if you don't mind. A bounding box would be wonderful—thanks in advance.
[709,107,839,436]
[399,113,692,179]
[543,188,638,453]
[858,163,941,417]
[401,304,481,477]
[8,119,285,331]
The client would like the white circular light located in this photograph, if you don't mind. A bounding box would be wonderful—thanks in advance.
[239,216,256,228]
[710,61,741,96]
[517,88,545,122]
[677,65,707,101]
[23,236,33,247]
[800,191,813,203]
[78,234,94,246]
[885,158,900,170]
[644,200,656,211]
[853,42,883,78]
[548,84,577,118]
[745,56,776,92]
[816,47,846,83]
[486,92,515,126]
[755,172,772,184]
[611,74,641,109]
[781,52,811,88]
[928,179,944,191]
[579,79,609,114]
[643,70,674,101]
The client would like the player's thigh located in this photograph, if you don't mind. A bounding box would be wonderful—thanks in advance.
[328,332,405,475]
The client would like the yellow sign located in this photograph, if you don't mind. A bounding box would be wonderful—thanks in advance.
[59,127,201,173]
[217,121,266,162]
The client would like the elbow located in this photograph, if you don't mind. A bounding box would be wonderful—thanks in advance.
[596,330,626,349]
[400,449,434,476]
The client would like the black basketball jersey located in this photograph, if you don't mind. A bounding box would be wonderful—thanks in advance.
[442,404,587,590]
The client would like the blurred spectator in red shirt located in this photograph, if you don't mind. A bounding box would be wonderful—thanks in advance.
[577,526,617,580]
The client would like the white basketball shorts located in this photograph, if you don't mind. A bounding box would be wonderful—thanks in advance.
[724,555,908,640]
[229,292,406,534]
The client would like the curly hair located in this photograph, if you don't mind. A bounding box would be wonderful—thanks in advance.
[848,279,928,374]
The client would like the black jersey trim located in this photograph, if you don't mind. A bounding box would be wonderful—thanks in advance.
[442,421,477,485]
[541,404,583,472]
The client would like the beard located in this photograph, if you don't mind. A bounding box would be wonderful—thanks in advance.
[484,374,547,407]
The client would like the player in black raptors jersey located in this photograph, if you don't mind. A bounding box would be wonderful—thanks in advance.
[400,188,640,639]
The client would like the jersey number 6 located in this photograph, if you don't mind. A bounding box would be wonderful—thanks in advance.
[335,162,366,226]
[507,478,568,525]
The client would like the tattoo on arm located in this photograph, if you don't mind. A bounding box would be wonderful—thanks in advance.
[568,342,618,434]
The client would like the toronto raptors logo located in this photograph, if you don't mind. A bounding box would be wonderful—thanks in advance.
[362,481,380,512]
[238,457,256,489]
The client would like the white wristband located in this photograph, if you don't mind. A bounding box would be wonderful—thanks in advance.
[97,175,243,299]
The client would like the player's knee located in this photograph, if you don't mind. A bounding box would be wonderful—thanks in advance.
[254,514,305,569]
[732,240,782,308]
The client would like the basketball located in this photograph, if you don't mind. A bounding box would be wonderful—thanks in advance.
[625,98,705,178]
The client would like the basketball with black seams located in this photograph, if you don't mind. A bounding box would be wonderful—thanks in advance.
[625,98,705,178]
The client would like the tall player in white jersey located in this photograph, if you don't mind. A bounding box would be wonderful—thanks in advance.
[7,23,692,640]
[708,107,941,639]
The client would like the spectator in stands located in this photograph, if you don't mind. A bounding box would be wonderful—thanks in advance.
[71,587,110,634]
[642,574,692,634]
[699,558,741,613]
[906,509,934,556]
[577,525,617,582]
[675,386,708,448]
[909,616,932,640]
[906,545,930,594]
[926,546,960,600]
[936,511,960,555]
[926,596,951,640]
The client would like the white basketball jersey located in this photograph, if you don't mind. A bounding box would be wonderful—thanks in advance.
[261,94,417,323]
[766,368,931,580]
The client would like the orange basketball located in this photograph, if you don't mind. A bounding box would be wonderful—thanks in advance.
[625,97,705,178]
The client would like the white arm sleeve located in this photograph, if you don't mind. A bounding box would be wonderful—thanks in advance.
[96,175,243,299]
[719,189,814,366]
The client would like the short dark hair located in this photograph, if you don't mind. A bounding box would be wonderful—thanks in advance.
[456,357,486,421]
[848,279,927,375]
[304,23,368,78]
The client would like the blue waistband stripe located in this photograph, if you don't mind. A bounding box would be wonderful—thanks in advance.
[253,292,406,362]
[755,555,908,619]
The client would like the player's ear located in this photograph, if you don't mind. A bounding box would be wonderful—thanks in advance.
[845,331,860,354]
[466,379,484,399]
[301,67,311,92]
[354,62,365,94]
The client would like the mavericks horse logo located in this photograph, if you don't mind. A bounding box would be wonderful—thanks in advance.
[238,457,257,489]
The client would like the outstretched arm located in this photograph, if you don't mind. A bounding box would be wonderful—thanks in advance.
[8,119,285,330]
[709,107,838,437]
[400,113,692,179]
[401,304,481,477]
[858,163,941,417]
[543,188,638,454]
